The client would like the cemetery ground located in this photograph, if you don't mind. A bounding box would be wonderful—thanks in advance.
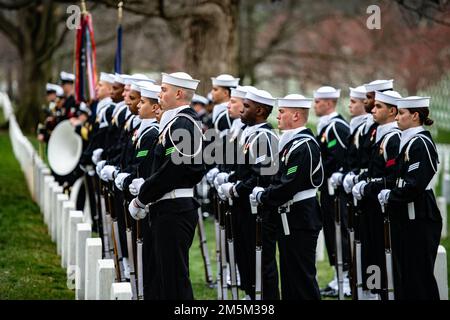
[0,122,448,299]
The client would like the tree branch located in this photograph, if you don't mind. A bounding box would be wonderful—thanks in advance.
[0,10,21,48]
[395,0,450,27]
[0,0,34,10]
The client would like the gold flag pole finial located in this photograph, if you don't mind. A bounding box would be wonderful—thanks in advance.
[81,0,87,15]
[118,2,123,23]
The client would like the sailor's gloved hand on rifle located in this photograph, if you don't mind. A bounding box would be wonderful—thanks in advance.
[352,181,367,200]
[343,172,358,194]
[214,172,229,191]
[100,165,117,182]
[218,182,236,201]
[96,160,106,176]
[91,148,103,165]
[115,172,131,191]
[377,189,391,208]
[129,178,145,196]
[250,187,264,207]
[128,198,147,220]
[206,168,219,185]
[330,172,344,189]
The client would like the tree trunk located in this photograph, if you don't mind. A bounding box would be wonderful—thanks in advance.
[14,1,62,134]
[16,48,52,133]
[182,1,239,95]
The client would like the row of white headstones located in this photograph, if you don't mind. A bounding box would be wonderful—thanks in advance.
[1,91,448,300]
[1,92,131,300]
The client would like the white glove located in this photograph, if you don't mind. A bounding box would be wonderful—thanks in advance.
[128,198,147,220]
[114,172,131,191]
[250,187,264,207]
[377,189,391,208]
[206,168,220,185]
[343,172,358,194]
[100,165,117,182]
[96,160,106,176]
[217,185,227,201]
[352,181,367,201]
[91,148,104,164]
[214,172,229,190]
[218,182,235,200]
[129,178,145,196]
[330,172,344,189]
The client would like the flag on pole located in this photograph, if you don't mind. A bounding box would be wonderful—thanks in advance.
[74,3,97,103]
[114,2,123,74]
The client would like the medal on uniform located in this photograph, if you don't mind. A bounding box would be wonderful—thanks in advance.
[370,129,376,142]
[243,143,249,154]
[281,148,288,163]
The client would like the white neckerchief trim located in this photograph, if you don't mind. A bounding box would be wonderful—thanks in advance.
[212,102,229,124]
[96,97,112,115]
[279,126,307,152]
[317,111,338,134]
[159,104,191,134]
[375,121,398,143]
[363,114,375,134]
[137,118,158,138]
[399,125,425,152]
[239,122,266,146]
[350,113,370,135]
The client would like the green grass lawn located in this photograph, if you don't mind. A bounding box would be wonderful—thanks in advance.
[0,107,448,299]
[0,131,73,299]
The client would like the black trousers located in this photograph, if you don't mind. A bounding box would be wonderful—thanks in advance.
[320,189,350,271]
[278,200,321,300]
[233,199,279,300]
[112,187,130,259]
[392,217,442,300]
[147,206,198,300]
[361,198,387,296]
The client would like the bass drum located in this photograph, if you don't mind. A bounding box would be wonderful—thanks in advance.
[47,120,83,187]
[70,177,91,225]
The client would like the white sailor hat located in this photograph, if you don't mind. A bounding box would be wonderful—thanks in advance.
[396,96,430,109]
[364,79,394,93]
[375,90,402,106]
[140,83,161,100]
[124,73,156,86]
[231,85,252,99]
[100,72,116,84]
[277,94,313,108]
[245,88,276,107]
[46,83,63,97]
[161,72,200,90]
[313,86,341,99]
[78,102,91,116]
[114,73,128,85]
[192,94,209,105]
[130,80,151,92]
[211,74,240,88]
[349,85,367,100]
[60,71,75,82]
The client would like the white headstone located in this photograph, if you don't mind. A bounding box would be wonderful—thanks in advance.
[43,178,55,226]
[51,184,63,241]
[85,238,102,300]
[443,174,450,205]
[316,229,325,262]
[56,194,69,255]
[111,282,132,300]
[61,201,75,268]
[434,245,448,300]
[67,211,84,276]
[437,197,448,239]
[96,259,115,300]
[75,223,91,300]
[39,167,51,211]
